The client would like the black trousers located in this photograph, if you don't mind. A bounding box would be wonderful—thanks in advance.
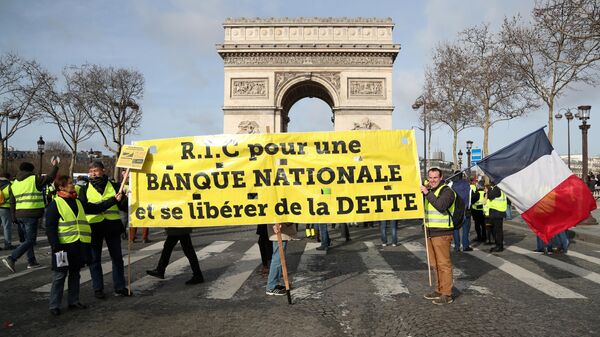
[257,225,273,267]
[489,217,504,248]
[472,209,486,241]
[157,234,202,276]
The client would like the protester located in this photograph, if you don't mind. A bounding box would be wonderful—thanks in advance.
[380,220,397,247]
[265,223,296,295]
[304,224,315,239]
[421,168,455,305]
[2,160,58,272]
[256,224,272,275]
[0,172,14,250]
[146,227,204,284]
[46,175,121,316]
[78,161,129,298]
[316,223,330,251]
[449,171,472,252]
[470,178,486,243]
[485,184,508,252]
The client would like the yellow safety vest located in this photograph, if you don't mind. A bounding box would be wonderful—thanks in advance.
[55,197,91,244]
[484,190,507,216]
[471,190,485,210]
[85,182,120,223]
[12,176,44,210]
[424,184,455,228]
[0,183,10,208]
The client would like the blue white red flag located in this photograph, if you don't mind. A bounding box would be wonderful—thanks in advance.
[477,127,596,243]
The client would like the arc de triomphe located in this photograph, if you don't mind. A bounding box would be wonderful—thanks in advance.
[216,17,400,134]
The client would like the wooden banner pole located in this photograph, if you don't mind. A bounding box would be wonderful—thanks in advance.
[423,220,432,287]
[276,226,292,304]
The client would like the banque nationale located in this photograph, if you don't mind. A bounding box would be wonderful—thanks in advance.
[144,164,403,191]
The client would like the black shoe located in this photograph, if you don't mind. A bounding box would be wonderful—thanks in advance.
[490,247,504,252]
[146,269,165,279]
[68,302,88,310]
[94,290,106,299]
[463,247,473,251]
[121,233,127,240]
[114,288,132,296]
[185,274,204,285]
[316,246,328,251]
[50,308,61,316]
[142,239,151,243]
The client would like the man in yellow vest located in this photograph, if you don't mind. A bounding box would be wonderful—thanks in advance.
[421,168,456,305]
[485,184,508,252]
[46,175,122,316]
[2,161,58,273]
[78,161,129,299]
[470,178,487,243]
[0,172,15,250]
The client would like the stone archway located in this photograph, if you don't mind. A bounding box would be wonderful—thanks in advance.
[216,17,400,134]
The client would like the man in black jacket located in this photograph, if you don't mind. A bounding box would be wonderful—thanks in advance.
[78,161,129,298]
[2,161,58,272]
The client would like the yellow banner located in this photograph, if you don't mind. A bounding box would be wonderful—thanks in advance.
[129,130,424,227]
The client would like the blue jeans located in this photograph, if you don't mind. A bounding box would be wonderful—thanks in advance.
[553,231,569,251]
[266,241,288,290]
[380,220,397,244]
[89,232,125,291]
[10,217,38,264]
[318,224,329,248]
[0,207,12,248]
[49,269,81,309]
[453,216,471,250]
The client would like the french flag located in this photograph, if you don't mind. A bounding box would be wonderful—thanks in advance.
[477,128,597,243]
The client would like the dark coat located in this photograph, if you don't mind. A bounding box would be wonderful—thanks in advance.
[165,227,192,236]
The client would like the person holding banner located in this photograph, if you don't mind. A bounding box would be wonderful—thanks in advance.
[421,168,456,305]
[46,175,122,316]
[78,161,129,299]
[265,223,296,296]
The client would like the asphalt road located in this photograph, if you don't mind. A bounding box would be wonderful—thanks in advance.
[1,221,600,337]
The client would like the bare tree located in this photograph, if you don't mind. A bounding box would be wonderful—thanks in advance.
[33,66,98,176]
[534,0,600,41]
[413,79,442,166]
[426,43,479,169]
[0,53,47,171]
[502,0,600,143]
[461,24,539,156]
[77,65,144,180]
[44,141,70,154]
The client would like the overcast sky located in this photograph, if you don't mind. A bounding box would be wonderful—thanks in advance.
[1,0,598,161]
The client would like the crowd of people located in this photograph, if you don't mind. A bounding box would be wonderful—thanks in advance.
[0,163,580,314]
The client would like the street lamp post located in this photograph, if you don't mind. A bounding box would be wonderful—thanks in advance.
[37,136,45,175]
[88,148,94,162]
[466,140,473,178]
[413,96,427,179]
[576,105,592,183]
[555,108,575,169]
[458,149,463,170]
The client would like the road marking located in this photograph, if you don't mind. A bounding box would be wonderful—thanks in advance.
[470,247,586,299]
[402,241,492,295]
[0,265,49,283]
[32,241,165,293]
[508,246,600,286]
[205,243,261,299]
[358,241,409,301]
[292,242,326,300]
[567,250,600,266]
[132,241,234,293]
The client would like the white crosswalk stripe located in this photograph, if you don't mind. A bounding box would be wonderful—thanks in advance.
[32,241,165,293]
[358,241,409,300]
[507,246,600,285]
[402,241,492,295]
[205,243,262,299]
[566,250,600,266]
[132,241,234,293]
[470,247,586,299]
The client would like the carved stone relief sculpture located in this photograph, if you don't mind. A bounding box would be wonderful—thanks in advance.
[237,120,261,134]
[348,79,385,97]
[231,79,268,97]
[352,118,381,130]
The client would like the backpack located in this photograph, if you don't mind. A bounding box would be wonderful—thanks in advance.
[444,186,466,229]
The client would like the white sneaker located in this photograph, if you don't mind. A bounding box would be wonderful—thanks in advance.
[381,243,388,247]
[27,262,41,269]
[391,243,397,247]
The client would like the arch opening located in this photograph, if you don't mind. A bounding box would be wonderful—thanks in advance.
[280,80,334,132]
